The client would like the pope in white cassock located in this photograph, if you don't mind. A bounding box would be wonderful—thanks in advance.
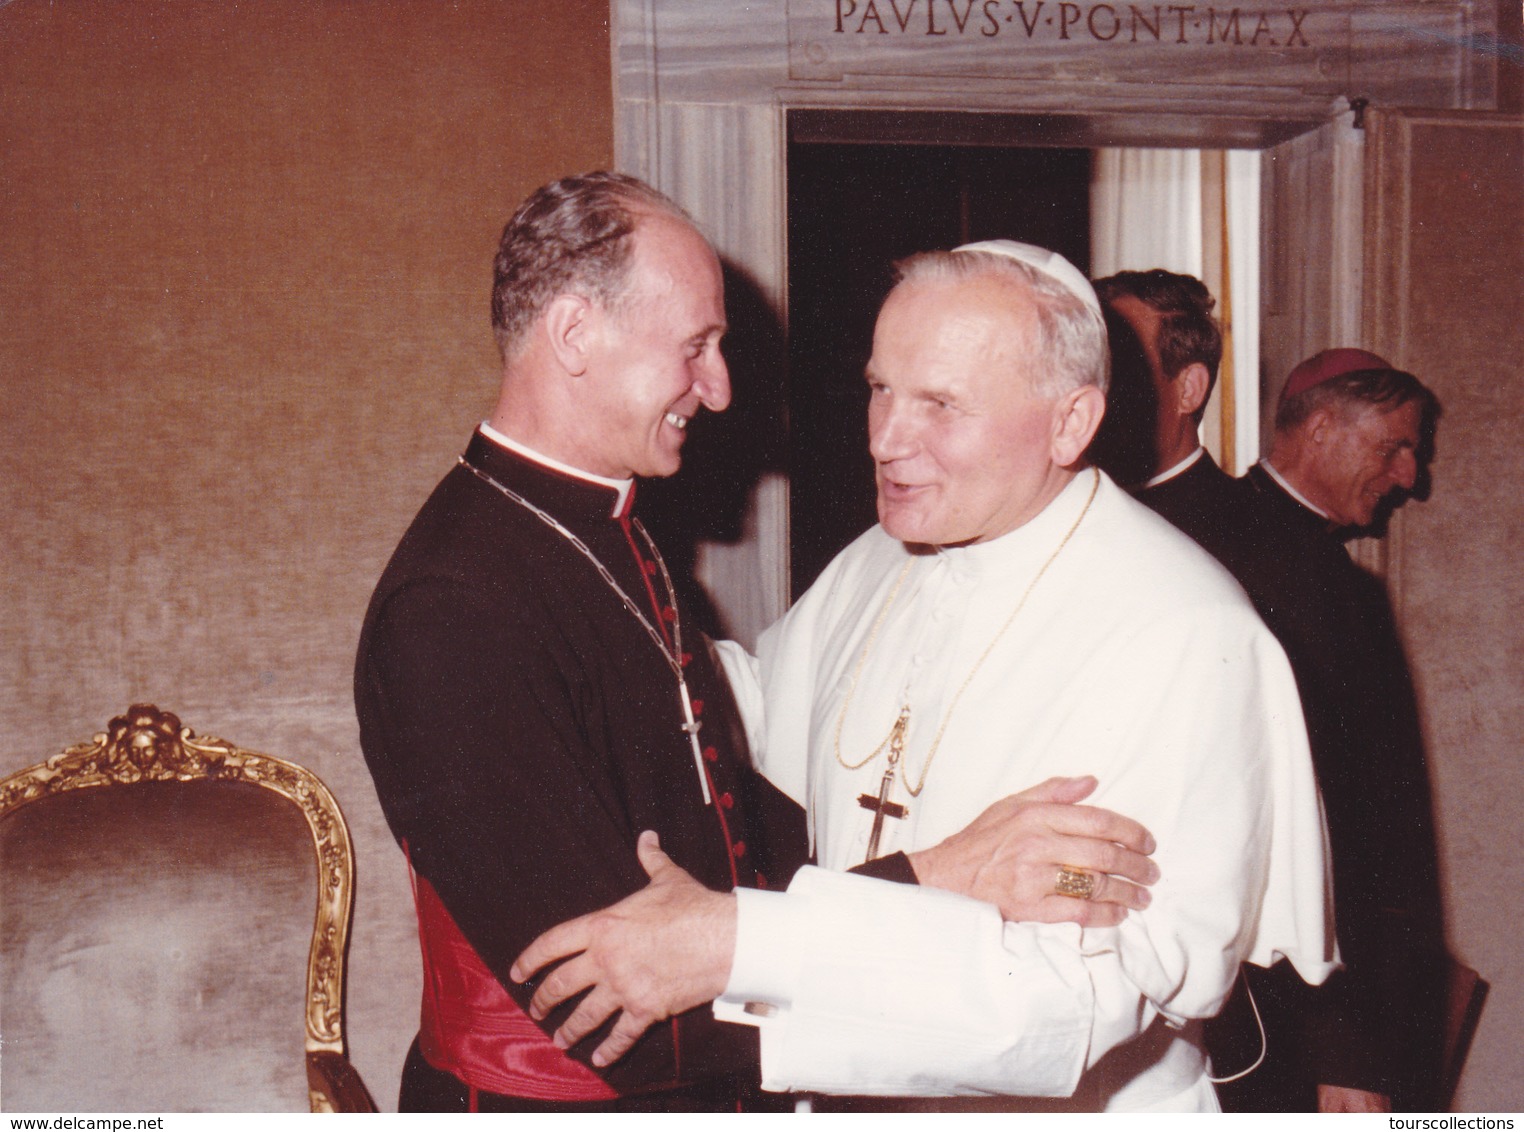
[514,240,1337,1112]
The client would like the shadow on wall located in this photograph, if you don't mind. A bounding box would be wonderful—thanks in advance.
[1087,304,1164,487]
[638,260,786,641]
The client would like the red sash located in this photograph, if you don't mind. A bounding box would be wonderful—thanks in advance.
[410,870,618,1102]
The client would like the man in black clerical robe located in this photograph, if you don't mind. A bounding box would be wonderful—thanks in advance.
[355,172,797,1111]
[1230,349,1446,1113]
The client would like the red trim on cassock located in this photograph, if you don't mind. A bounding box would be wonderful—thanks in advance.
[410,869,618,1102]
[618,515,677,653]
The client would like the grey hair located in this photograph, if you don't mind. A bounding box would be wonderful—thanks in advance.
[1275,367,1439,433]
[893,249,1111,397]
[490,171,694,361]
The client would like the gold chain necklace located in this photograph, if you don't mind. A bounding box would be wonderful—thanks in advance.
[835,468,1101,816]
[459,457,713,804]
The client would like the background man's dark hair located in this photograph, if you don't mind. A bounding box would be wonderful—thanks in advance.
[490,171,690,360]
[1275,367,1440,434]
[1094,269,1223,423]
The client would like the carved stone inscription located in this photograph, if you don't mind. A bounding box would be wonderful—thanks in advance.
[829,2,1313,45]
[786,0,1486,108]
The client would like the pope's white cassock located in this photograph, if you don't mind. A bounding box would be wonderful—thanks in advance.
[714,469,1337,1111]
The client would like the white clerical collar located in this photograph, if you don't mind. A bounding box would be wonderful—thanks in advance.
[1141,446,1205,489]
[933,468,1105,578]
[478,420,634,516]
[1258,458,1330,520]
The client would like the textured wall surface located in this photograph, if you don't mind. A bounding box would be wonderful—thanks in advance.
[0,0,612,1108]
[1366,111,1524,1114]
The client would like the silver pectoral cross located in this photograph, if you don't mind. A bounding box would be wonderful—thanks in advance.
[857,704,910,862]
[679,680,711,805]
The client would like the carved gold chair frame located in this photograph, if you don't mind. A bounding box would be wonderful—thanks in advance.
[0,704,375,1112]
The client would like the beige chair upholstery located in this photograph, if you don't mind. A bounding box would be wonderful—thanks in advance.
[0,705,375,1112]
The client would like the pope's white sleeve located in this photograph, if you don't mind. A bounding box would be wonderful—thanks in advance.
[712,638,767,774]
[725,574,838,807]
[716,870,1101,1096]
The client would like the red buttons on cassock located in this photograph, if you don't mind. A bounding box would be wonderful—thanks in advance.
[703,745,718,763]
[731,841,746,859]
[719,792,735,810]
[643,560,658,575]
[661,606,676,622]
[680,651,693,667]
[756,874,769,890]
[690,698,704,716]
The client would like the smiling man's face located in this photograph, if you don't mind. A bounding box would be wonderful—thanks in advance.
[1303,398,1423,528]
[580,210,730,479]
[865,273,1078,547]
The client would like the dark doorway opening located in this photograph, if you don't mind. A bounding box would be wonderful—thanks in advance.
[785,138,1093,593]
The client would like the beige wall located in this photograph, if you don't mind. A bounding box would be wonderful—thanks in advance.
[0,0,612,1108]
[1366,111,1524,1114]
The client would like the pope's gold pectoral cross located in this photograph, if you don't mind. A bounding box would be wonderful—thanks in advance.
[857,704,910,863]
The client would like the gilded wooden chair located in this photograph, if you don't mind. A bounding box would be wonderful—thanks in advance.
[0,705,375,1112]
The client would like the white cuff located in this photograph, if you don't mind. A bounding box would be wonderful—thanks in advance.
[714,884,809,1026]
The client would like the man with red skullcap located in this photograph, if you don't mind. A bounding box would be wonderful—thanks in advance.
[1256,348,1437,533]
[1210,349,1446,1112]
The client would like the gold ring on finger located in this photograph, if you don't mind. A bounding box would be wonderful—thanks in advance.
[1055,865,1097,900]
